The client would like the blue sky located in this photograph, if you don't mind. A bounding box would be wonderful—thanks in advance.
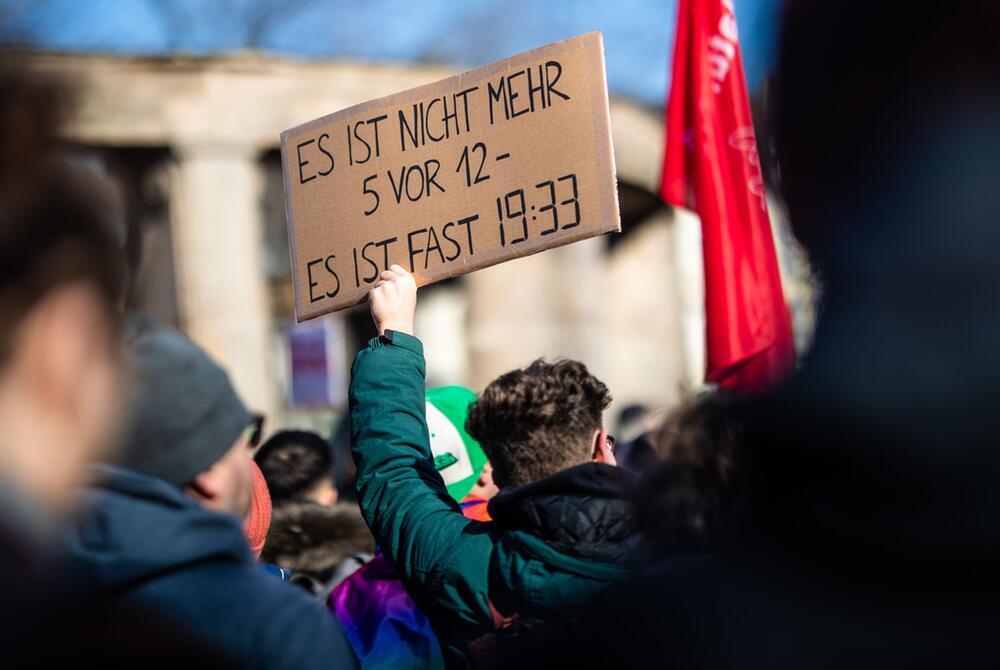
[0,0,785,107]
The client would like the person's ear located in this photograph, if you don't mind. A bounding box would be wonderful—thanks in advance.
[186,469,219,505]
[307,477,338,506]
[319,484,338,506]
[472,461,500,499]
[477,462,493,488]
[592,428,617,466]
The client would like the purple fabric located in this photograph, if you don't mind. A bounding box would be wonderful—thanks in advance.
[329,553,445,670]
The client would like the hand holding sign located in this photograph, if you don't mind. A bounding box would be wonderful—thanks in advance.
[370,265,416,337]
[280,32,620,321]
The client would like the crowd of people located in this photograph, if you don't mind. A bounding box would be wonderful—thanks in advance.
[2,1,999,667]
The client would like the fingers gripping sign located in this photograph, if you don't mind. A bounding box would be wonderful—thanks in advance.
[369,265,417,336]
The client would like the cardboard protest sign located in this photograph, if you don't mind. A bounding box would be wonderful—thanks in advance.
[280,31,621,321]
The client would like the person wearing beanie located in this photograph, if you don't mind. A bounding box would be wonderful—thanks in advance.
[66,314,358,670]
[244,459,273,559]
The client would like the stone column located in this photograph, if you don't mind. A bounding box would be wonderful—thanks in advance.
[671,207,707,390]
[169,144,277,419]
[466,237,605,391]
[600,211,687,410]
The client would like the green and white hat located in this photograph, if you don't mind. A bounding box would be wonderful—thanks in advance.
[426,386,487,502]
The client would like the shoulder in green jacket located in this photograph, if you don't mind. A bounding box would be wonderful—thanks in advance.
[350,332,495,665]
[350,332,634,667]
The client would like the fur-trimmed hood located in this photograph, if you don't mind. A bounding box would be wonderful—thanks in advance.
[262,502,373,579]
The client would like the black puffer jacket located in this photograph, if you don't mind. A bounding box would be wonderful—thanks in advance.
[489,462,640,598]
[468,463,639,668]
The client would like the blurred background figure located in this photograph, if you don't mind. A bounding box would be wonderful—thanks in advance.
[255,428,375,597]
[256,429,339,506]
[262,502,374,597]
[633,391,746,562]
[614,403,653,444]
[253,425,369,589]
[612,403,665,472]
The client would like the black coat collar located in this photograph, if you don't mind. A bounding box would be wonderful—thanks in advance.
[489,463,639,564]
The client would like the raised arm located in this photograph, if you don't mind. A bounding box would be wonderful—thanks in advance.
[349,266,493,638]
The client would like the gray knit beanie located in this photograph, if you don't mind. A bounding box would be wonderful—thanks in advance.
[113,313,252,487]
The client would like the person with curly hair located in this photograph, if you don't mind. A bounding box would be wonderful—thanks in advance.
[349,265,639,669]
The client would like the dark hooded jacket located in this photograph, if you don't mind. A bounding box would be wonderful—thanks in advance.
[66,465,358,670]
[349,332,639,668]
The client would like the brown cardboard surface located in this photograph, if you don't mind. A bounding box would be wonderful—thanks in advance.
[280,31,621,321]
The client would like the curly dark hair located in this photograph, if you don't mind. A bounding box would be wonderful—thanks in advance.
[254,430,334,503]
[465,359,611,488]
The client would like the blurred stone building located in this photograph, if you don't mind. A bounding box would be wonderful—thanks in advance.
[24,51,813,431]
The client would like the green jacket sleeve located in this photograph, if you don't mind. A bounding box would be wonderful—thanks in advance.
[349,331,494,657]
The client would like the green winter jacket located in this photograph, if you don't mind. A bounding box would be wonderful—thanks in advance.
[350,332,637,667]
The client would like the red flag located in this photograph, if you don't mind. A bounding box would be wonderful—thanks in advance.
[660,0,794,391]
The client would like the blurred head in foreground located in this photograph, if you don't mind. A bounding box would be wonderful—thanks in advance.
[542,4,1000,667]
[762,0,1000,560]
[635,392,745,560]
[0,65,124,518]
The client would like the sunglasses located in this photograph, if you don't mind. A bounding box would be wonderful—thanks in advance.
[605,433,616,454]
[242,413,265,449]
